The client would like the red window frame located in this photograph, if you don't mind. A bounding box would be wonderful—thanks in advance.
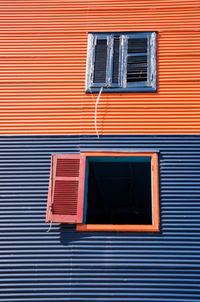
[77,152,159,232]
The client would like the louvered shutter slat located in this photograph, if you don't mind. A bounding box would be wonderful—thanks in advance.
[46,154,86,223]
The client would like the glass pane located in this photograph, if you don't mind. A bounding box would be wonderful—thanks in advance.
[94,39,107,83]
[112,38,120,83]
[127,55,147,82]
[128,38,147,53]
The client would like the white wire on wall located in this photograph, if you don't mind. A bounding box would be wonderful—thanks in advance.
[94,87,103,138]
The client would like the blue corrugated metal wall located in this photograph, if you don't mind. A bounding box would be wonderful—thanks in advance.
[1,135,200,302]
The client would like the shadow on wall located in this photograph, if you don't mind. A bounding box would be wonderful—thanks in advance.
[58,223,162,247]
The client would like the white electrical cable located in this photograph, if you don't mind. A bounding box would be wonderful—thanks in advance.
[89,87,96,104]
[46,212,53,233]
[46,204,53,232]
[94,87,103,138]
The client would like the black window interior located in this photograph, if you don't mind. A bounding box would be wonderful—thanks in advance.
[85,157,152,225]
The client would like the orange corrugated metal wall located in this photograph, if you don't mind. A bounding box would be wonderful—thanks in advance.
[0,0,199,135]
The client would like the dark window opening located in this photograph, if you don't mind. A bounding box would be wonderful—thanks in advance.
[127,55,147,82]
[86,157,152,225]
[128,38,147,53]
[94,39,107,83]
[112,37,120,83]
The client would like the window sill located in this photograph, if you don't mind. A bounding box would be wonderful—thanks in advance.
[77,224,159,232]
[85,87,157,93]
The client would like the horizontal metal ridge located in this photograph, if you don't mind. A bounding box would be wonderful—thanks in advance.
[1,135,200,301]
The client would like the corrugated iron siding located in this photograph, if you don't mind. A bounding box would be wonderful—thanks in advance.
[0,0,200,135]
[1,134,200,301]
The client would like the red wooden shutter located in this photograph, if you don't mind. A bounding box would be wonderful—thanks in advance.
[46,154,86,223]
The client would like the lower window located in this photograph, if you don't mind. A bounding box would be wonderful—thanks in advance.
[46,152,159,232]
[77,153,159,231]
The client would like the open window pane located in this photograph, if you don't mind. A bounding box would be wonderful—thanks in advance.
[128,38,147,54]
[93,39,107,83]
[112,37,120,83]
[127,55,147,82]
[86,157,152,225]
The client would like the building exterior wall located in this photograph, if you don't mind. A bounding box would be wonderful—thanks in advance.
[1,1,200,301]
[1,135,200,302]
[0,0,199,134]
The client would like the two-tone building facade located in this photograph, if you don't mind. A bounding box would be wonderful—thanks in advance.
[1,1,200,301]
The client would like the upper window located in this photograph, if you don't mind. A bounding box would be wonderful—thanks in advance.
[85,32,157,93]
[46,152,159,232]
